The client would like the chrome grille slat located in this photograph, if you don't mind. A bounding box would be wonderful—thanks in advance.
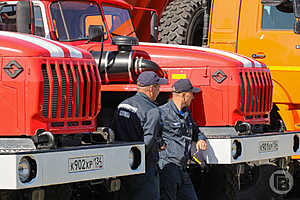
[240,72,245,113]
[258,72,263,112]
[51,64,58,118]
[262,72,267,112]
[254,72,259,112]
[88,66,93,117]
[267,72,273,111]
[41,64,49,118]
[250,72,256,113]
[81,65,87,117]
[67,65,73,118]
[59,64,66,118]
[93,65,99,116]
[74,65,80,118]
[245,72,251,113]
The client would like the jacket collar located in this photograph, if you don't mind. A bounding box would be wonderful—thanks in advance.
[136,92,154,104]
[169,100,188,118]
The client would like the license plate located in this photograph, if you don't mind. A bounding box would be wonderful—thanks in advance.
[68,155,104,173]
[259,140,279,153]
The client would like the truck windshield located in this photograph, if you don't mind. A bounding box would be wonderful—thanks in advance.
[102,4,137,37]
[50,1,108,41]
[262,1,295,30]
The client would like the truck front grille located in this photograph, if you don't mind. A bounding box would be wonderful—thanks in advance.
[239,69,273,115]
[41,60,100,120]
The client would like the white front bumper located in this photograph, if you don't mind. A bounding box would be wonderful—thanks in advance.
[203,132,300,164]
[0,143,145,189]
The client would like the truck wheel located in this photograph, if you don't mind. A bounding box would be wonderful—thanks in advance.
[0,191,18,200]
[237,164,284,200]
[44,185,72,200]
[158,0,208,46]
[191,165,238,200]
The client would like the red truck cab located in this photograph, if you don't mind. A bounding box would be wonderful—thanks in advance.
[0,5,145,199]
[43,0,273,127]
[0,30,100,136]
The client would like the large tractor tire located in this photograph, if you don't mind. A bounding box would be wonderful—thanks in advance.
[190,165,238,200]
[158,0,209,46]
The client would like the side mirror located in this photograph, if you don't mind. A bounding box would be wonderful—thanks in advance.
[88,25,104,42]
[150,11,158,43]
[16,1,31,34]
[294,19,300,33]
[294,0,300,18]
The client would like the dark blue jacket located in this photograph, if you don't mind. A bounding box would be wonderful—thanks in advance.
[113,92,161,168]
[156,100,207,168]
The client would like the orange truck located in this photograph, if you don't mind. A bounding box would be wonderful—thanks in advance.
[127,0,300,199]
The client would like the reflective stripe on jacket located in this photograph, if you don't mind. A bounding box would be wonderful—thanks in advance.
[113,92,161,167]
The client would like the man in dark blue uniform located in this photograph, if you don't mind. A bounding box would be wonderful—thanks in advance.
[154,79,207,200]
[113,71,168,200]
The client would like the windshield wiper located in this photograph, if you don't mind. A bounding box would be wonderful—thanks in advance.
[57,2,70,41]
[111,32,122,37]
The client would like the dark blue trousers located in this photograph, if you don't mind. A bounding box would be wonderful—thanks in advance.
[160,163,198,200]
[122,164,160,200]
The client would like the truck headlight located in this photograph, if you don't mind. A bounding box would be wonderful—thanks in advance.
[18,157,37,183]
[232,140,242,159]
[129,147,142,170]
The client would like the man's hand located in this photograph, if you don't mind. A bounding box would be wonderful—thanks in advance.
[196,140,207,151]
[159,143,166,152]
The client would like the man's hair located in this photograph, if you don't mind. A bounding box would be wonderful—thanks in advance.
[137,85,151,92]
[172,87,183,96]
[172,92,183,98]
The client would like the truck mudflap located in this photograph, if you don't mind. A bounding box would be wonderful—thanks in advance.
[202,131,300,164]
[0,142,145,189]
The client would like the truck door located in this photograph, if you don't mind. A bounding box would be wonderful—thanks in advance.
[32,2,47,38]
[237,0,300,130]
[0,1,47,37]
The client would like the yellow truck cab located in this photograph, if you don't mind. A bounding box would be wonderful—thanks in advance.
[210,0,300,134]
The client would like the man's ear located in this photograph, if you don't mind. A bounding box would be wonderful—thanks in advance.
[149,85,154,95]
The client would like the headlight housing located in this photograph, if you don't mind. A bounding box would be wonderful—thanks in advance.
[129,147,142,170]
[232,140,242,159]
[18,156,37,183]
[294,135,300,152]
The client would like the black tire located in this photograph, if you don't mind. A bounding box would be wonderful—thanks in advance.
[44,185,72,200]
[191,165,238,200]
[237,164,281,200]
[0,191,18,200]
[158,0,209,46]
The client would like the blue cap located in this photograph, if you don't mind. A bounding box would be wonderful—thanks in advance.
[137,71,168,86]
[173,79,201,93]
